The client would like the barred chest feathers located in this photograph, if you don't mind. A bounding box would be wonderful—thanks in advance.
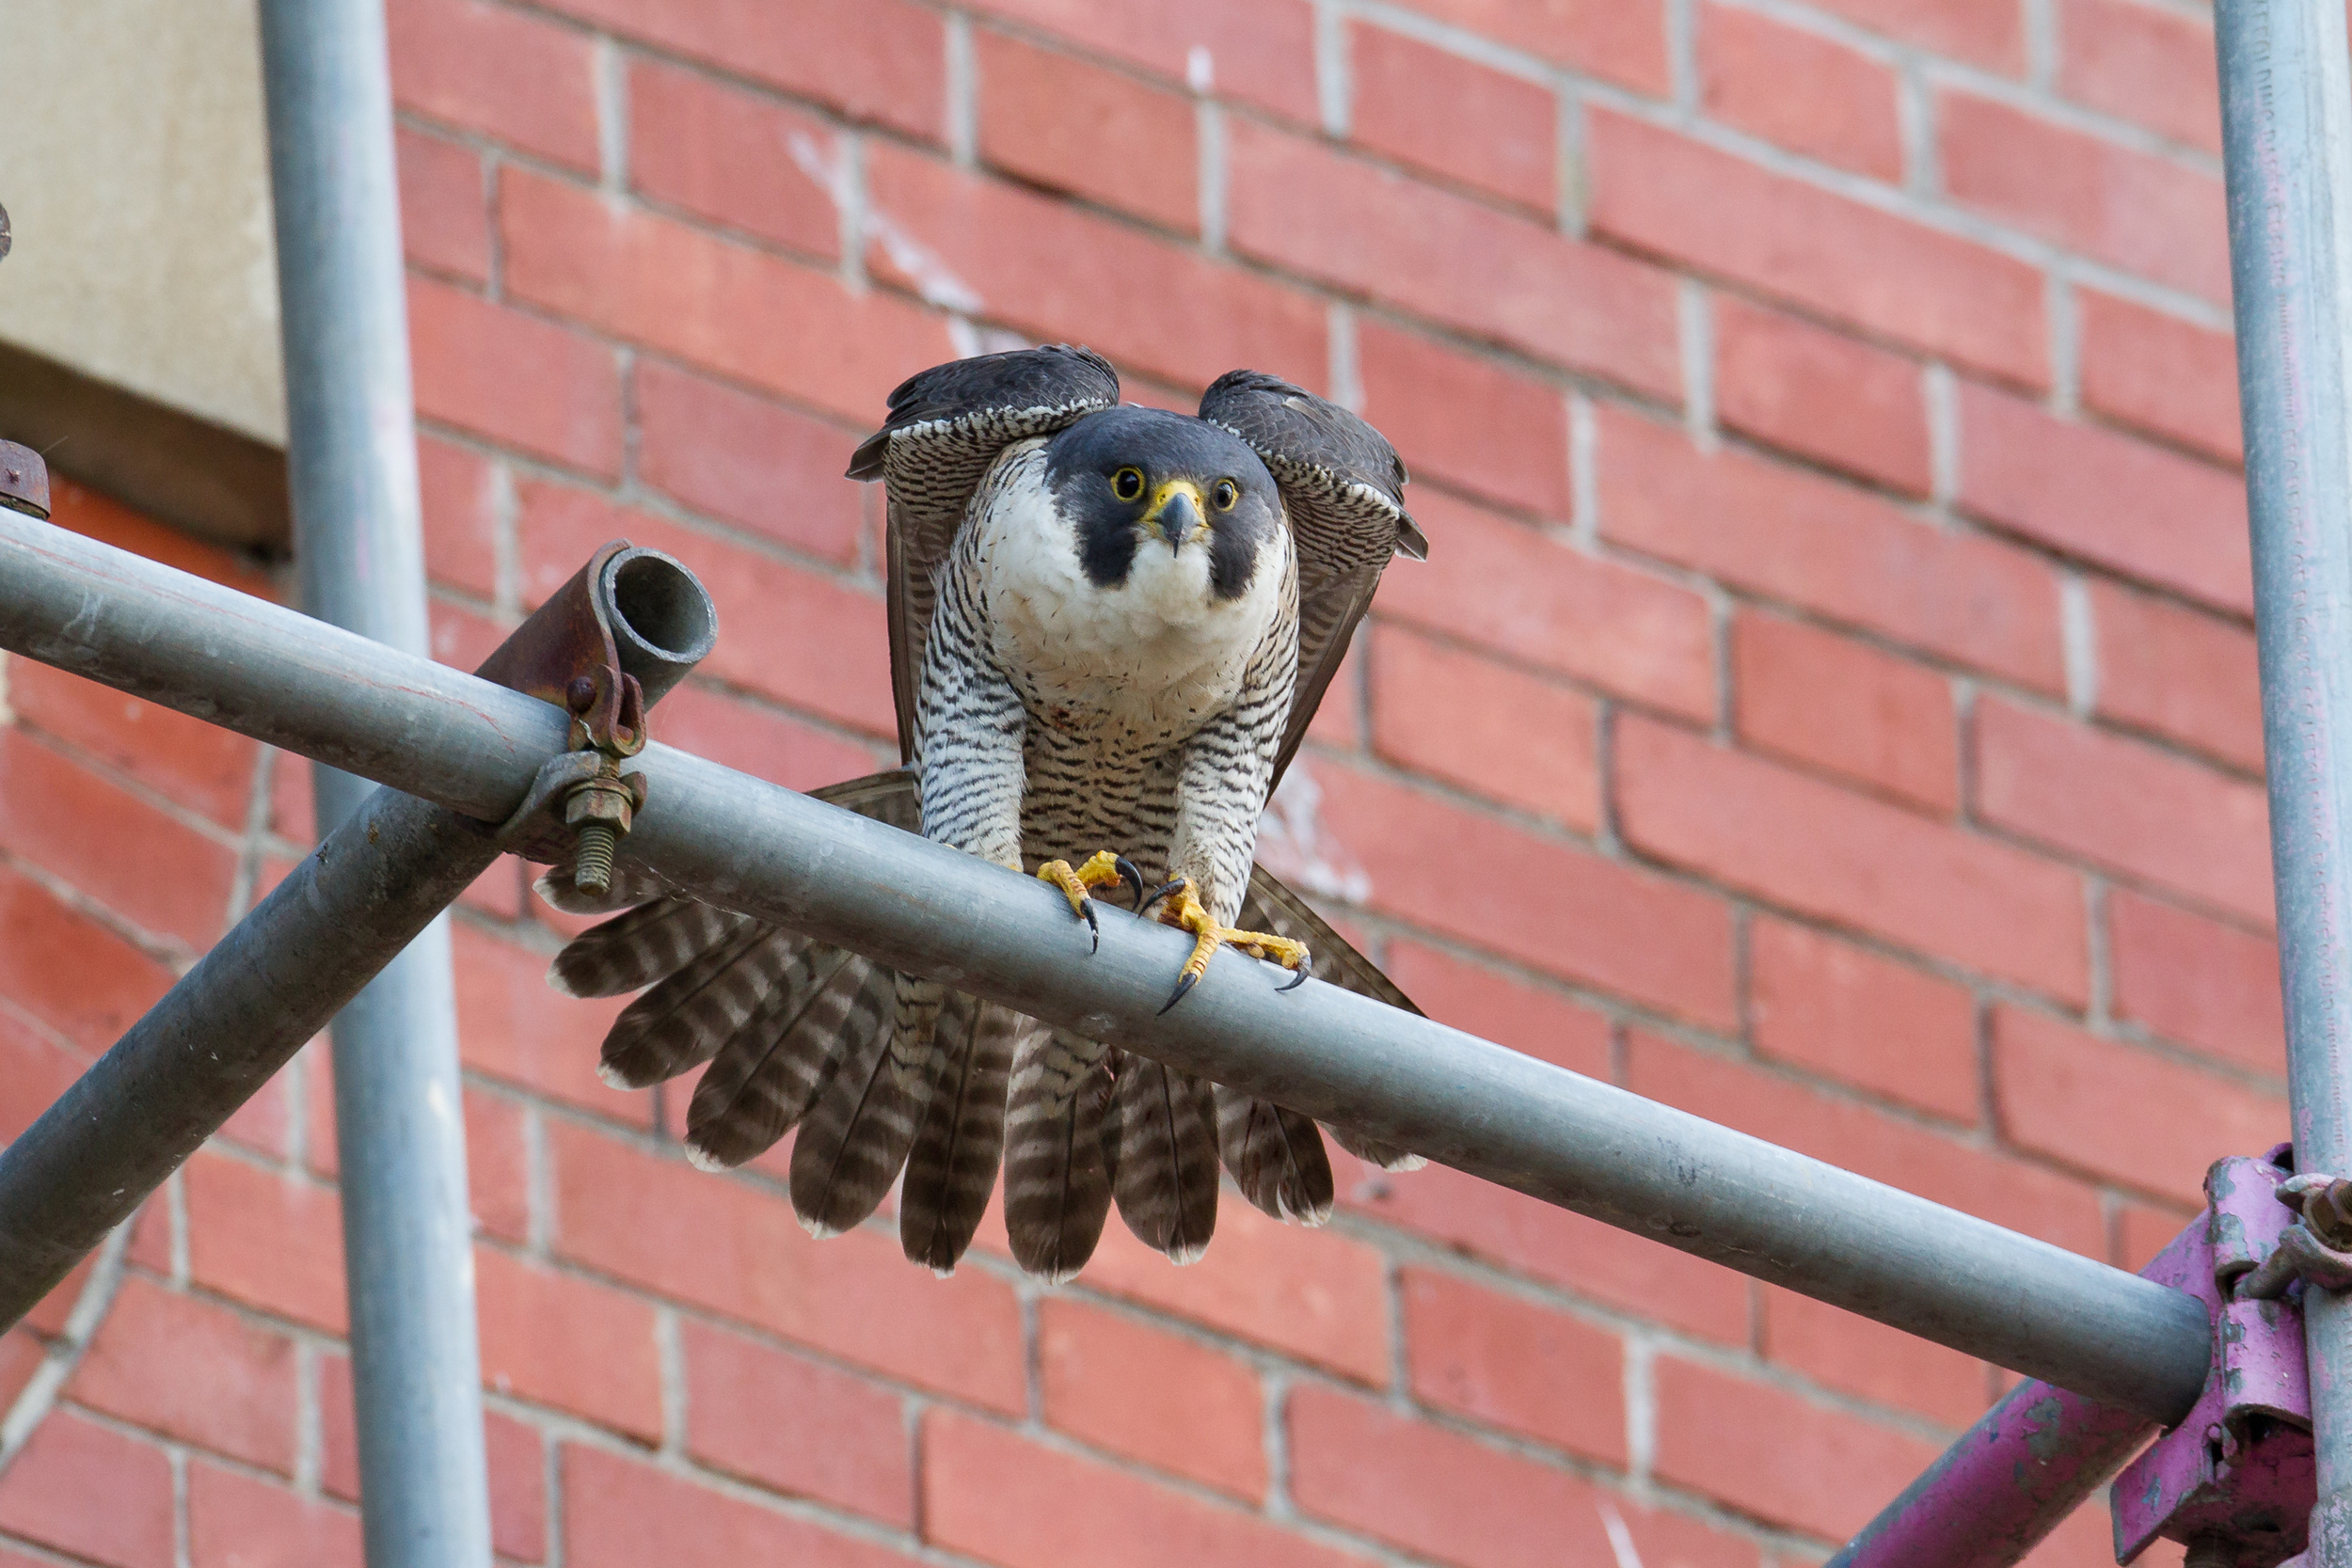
[972,443,1292,742]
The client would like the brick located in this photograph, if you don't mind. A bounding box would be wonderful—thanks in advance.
[0,1411,173,1568]
[2059,0,2220,155]
[1379,0,1668,92]
[543,0,941,138]
[2109,889,2282,1074]
[518,483,894,737]
[2090,580,2263,773]
[1619,718,2089,1001]
[564,1444,911,1568]
[0,1009,88,1147]
[0,727,237,949]
[1627,1031,2104,1254]
[188,1463,362,1568]
[1290,1386,1754,1568]
[1749,916,1980,1124]
[452,917,644,1121]
[8,662,257,830]
[1402,1270,1623,1463]
[1381,942,1613,1077]
[2118,1200,2199,1273]
[1735,612,1956,812]
[1701,6,1902,179]
[408,277,620,479]
[72,1275,297,1472]
[1040,1299,1264,1499]
[1652,1354,1943,1539]
[394,125,488,283]
[429,601,516,684]
[1369,625,1599,829]
[550,1121,1025,1409]
[633,360,864,564]
[1347,25,1554,213]
[1974,698,2271,924]
[417,436,499,602]
[1963,385,2251,612]
[927,1408,1363,1568]
[1340,1155,1751,1343]
[1314,758,1737,1022]
[864,144,1325,394]
[1943,89,2228,304]
[1759,1286,1986,1427]
[1993,1006,2287,1202]
[1803,0,2022,71]
[0,864,175,1051]
[1597,405,2065,690]
[683,1318,912,1523]
[965,0,1318,120]
[628,58,842,260]
[977,30,1197,233]
[184,1150,346,1335]
[613,683,882,797]
[1229,122,1678,401]
[1712,296,1931,495]
[465,1090,532,1245]
[387,0,599,170]
[1589,110,2046,386]
[500,168,952,426]
[46,478,281,599]
[1355,322,1572,518]
[0,1330,42,1418]
[2076,290,2243,465]
[1082,1187,1389,1383]
[475,1248,660,1437]
[1375,488,1715,718]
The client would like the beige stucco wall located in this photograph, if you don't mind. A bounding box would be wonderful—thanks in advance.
[0,0,285,445]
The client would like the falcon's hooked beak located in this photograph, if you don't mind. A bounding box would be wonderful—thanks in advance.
[1142,480,1208,553]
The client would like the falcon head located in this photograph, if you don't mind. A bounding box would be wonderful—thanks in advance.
[1043,407,1284,603]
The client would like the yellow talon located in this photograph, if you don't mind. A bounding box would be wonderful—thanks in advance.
[1148,877,1312,1013]
[1037,851,1146,952]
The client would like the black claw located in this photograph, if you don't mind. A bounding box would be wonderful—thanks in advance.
[1137,877,1186,919]
[1158,970,1200,1016]
[1082,899,1101,953]
[1278,956,1311,993]
[1113,856,1148,911]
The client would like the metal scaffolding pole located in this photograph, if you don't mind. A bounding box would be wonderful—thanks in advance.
[0,512,2216,1424]
[257,1,489,1560]
[2217,1,2352,1558]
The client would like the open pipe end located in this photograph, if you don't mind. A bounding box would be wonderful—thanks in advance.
[598,547,718,705]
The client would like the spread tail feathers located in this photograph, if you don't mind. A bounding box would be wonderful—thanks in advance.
[1002,1029,1116,1281]
[684,942,885,1169]
[1111,1057,1220,1263]
[789,972,938,1238]
[1216,1087,1335,1224]
[900,995,1032,1274]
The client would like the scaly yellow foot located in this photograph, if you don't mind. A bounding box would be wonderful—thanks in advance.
[1037,850,1147,953]
[1141,876,1312,1013]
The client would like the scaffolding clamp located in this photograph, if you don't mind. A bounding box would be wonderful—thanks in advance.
[470,538,662,893]
[0,440,49,522]
[2112,1148,2314,1568]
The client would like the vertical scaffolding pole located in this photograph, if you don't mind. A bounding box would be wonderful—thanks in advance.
[2217,1,2352,1559]
[257,3,495,1564]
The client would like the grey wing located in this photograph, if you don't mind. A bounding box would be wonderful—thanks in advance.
[1200,370,1423,789]
[849,344,1121,762]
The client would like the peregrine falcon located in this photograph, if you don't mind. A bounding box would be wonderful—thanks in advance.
[546,346,1428,1280]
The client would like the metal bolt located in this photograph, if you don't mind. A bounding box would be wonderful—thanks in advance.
[564,767,636,896]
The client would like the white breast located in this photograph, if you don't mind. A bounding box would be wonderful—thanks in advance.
[973,448,1288,745]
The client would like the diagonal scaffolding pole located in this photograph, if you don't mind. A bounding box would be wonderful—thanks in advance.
[0,510,2215,1424]
[256,0,491,1560]
[2217,0,2352,1559]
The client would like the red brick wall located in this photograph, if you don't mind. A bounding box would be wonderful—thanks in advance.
[0,2,2263,1564]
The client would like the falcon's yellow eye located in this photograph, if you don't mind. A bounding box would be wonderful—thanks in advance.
[1112,467,1146,501]
[1211,479,1239,511]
